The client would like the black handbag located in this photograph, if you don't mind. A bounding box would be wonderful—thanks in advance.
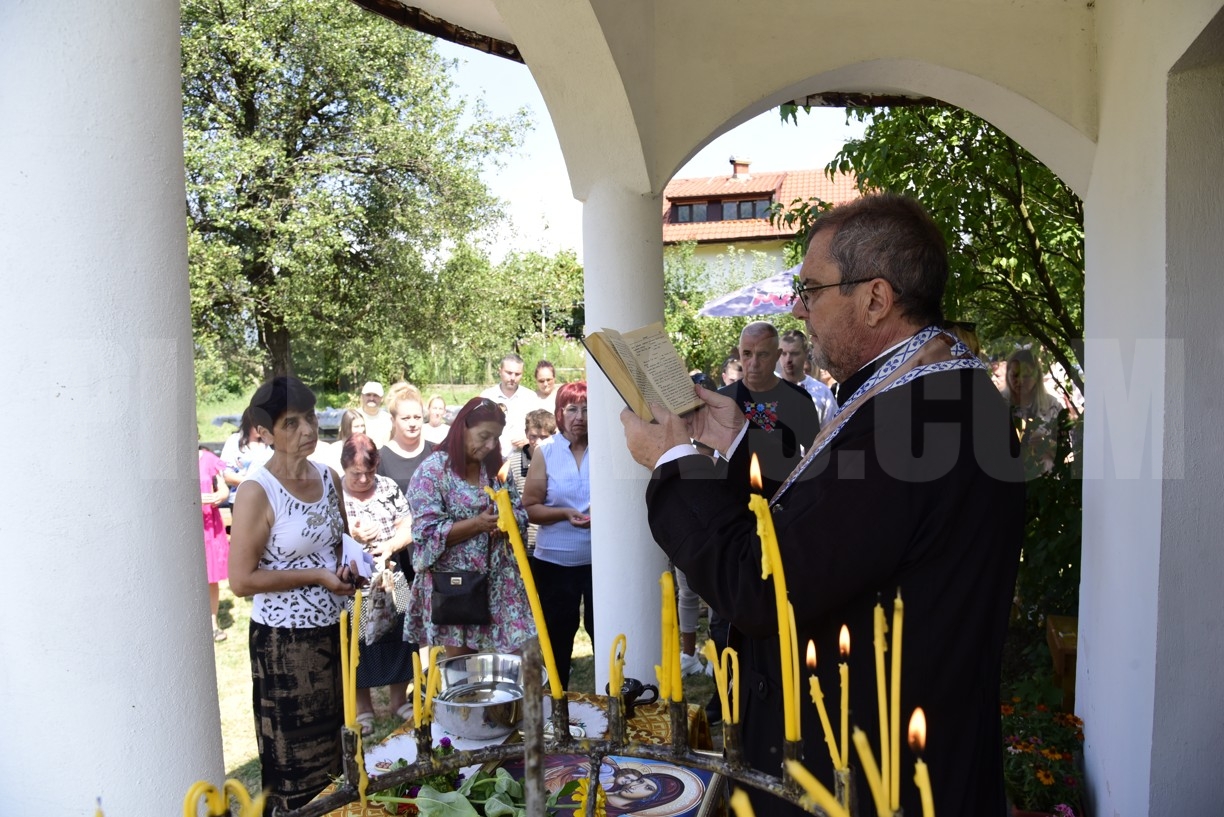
[430,571,490,624]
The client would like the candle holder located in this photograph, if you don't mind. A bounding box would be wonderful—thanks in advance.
[721,720,744,768]
[607,694,626,743]
[781,738,804,791]
[836,766,858,817]
[521,640,546,816]
[549,691,572,746]
[669,699,689,756]
[339,726,361,796]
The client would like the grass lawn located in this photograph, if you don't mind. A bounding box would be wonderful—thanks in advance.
[213,583,717,794]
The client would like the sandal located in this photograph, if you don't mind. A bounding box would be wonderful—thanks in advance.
[212,628,227,643]
[395,703,414,722]
[355,711,375,736]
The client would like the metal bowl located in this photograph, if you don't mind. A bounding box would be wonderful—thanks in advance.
[434,653,547,693]
[433,680,524,740]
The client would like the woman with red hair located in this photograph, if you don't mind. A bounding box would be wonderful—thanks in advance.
[522,381,592,688]
[404,397,536,657]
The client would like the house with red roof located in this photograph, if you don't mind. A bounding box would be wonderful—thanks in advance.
[661,156,860,279]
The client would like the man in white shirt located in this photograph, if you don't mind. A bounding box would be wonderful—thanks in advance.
[480,354,540,456]
[777,329,837,427]
[358,380,392,447]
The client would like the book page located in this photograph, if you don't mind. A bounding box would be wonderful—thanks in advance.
[583,330,654,419]
[622,322,703,415]
[601,329,656,405]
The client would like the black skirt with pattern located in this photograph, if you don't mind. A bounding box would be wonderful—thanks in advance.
[249,620,342,814]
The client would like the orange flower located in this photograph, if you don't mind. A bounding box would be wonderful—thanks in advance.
[1001,704,1015,715]
[1036,769,1055,786]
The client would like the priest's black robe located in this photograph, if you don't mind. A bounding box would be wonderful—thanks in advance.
[645,364,1025,817]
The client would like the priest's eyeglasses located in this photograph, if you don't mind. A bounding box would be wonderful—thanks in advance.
[790,275,902,309]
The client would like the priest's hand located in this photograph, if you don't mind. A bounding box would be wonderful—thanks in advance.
[620,405,692,469]
[684,385,746,455]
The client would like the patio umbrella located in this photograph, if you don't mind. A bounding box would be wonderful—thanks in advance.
[697,264,799,317]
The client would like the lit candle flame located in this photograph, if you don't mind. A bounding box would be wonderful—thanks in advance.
[497,461,510,483]
[806,639,817,669]
[749,453,762,491]
[839,625,850,656]
[908,707,927,753]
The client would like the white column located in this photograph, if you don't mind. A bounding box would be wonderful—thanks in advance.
[582,180,671,693]
[0,3,224,816]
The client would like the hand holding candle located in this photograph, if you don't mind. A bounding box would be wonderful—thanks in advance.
[909,708,935,817]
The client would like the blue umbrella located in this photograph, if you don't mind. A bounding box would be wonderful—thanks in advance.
[697,264,799,317]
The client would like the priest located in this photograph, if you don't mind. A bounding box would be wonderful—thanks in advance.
[621,194,1025,816]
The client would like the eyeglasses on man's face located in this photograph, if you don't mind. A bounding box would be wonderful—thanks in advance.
[790,275,901,310]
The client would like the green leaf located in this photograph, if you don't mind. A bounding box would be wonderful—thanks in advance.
[411,785,481,817]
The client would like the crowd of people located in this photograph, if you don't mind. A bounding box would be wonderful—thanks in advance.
[195,194,1082,814]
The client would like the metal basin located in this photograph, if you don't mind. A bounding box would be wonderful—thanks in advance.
[433,680,523,740]
[435,653,530,691]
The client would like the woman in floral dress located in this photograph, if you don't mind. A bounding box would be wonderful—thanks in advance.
[405,397,536,657]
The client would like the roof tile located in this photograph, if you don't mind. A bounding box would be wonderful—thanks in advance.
[662,168,859,245]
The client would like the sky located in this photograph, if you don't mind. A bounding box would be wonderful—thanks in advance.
[438,41,866,262]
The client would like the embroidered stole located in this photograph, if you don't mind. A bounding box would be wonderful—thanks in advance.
[770,326,986,508]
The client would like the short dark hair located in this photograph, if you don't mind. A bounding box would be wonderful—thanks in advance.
[499,353,524,369]
[248,376,317,432]
[809,193,947,326]
[443,397,507,481]
[340,433,379,471]
[780,329,809,350]
[534,360,555,376]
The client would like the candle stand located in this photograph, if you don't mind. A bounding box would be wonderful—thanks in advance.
[835,766,858,817]
[279,635,852,817]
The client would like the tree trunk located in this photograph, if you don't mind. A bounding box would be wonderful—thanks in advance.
[257,311,293,378]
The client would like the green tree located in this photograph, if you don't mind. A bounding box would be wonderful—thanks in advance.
[182,0,528,387]
[778,105,1084,392]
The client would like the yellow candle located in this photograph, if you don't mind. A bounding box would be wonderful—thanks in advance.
[748,455,797,741]
[422,645,444,723]
[339,609,352,726]
[852,726,890,817]
[609,633,626,699]
[486,481,563,698]
[223,778,266,817]
[729,789,757,817]
[784,759,851,817]
[350,589,363,728]
[701,639,730,725]
[729,647,741,724]
[806,640,842,768]
[669,577,684,702]
[910,707,935,817]
[659,572,674,701]
[789,602,801,738]
[890,590,904,810]
[839,625,850,771]
[873,602,889,798]
[412,651,424,728]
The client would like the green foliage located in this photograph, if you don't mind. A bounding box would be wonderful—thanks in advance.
[182,0,529,385]
[663,243,804,378]
[781,105,1084,393]
[1017,414,1084,620]
[1000,699,1085,813]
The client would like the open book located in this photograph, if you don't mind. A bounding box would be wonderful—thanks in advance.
[583,322,704,421]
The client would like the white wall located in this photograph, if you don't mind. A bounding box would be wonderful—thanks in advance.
[0,2,224,814]
[1151,8,1224,814]
[1080,2,1224,814]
